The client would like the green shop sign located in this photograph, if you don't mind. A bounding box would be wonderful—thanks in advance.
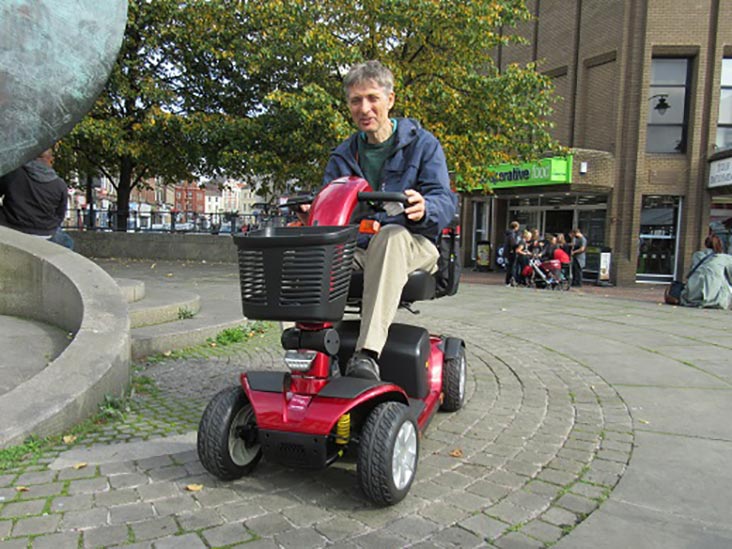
[488,155,573,189]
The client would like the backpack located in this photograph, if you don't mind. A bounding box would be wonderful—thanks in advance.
[435,214,462,298]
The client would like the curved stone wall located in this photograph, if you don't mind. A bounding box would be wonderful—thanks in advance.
[0,226,130,448]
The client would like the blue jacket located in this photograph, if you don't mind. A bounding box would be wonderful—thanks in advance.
[323,118,457,242]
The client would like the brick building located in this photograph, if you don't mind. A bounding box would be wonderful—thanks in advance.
[174,182,205,216]
[464,0,732,286]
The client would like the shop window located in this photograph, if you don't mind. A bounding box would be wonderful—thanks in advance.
[716,58,732,151]
[646,58,690,154]
[636,195,681,281]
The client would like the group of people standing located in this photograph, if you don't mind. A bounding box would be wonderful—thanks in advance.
[503,221,587,287]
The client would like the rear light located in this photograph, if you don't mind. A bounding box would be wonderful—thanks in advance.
[283,350,317,372]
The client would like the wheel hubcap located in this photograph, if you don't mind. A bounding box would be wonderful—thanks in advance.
[228,405,259,466]
[459,354,466,401]
[392,421,417,490]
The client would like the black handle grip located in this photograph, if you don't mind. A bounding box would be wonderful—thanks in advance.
[281,195,314,210]
[357,191,409,204]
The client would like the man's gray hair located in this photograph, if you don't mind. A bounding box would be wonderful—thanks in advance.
[343,60,394,97]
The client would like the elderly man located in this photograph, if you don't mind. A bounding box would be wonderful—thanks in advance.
[322,60,457,380]
[0,148,68,241]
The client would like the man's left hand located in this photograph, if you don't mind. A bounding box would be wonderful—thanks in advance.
[404,189,426,222]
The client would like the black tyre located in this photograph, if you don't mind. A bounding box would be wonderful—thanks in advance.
[440,344,466,412]
[357,401,419,506]
[197,386,262,480]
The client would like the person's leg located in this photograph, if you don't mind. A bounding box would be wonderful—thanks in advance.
[505,256,515,285]
[572,257,582,286]
[356,225,439,356]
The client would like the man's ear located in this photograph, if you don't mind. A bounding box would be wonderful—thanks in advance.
[387,92,395,110]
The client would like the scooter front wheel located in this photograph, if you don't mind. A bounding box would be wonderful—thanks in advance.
[357,401,418,506]
[197,386,262,480]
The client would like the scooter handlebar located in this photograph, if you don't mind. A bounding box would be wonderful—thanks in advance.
[357,191,409,204]
[281,194,315,211]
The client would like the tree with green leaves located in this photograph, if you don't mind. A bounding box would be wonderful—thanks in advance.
[234,0,561,193]
[59,0,559,228]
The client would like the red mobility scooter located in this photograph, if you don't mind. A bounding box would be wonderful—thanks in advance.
[197,176,466,506]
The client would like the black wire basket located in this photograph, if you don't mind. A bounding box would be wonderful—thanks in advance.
[233,225,358,322]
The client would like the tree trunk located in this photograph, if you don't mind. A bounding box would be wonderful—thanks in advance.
[115,156,133,231]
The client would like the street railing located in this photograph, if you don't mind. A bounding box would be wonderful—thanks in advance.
[62,209,292,234]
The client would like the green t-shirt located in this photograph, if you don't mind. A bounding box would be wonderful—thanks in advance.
[357,120,397,190]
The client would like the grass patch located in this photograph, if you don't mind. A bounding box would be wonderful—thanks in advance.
[0,436,45,472]
[145,321,275,363]
[209,321,269,346]
[177,307,195,320]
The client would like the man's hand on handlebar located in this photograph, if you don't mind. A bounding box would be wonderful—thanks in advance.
[296,203,310,224]
[404,189,426,222]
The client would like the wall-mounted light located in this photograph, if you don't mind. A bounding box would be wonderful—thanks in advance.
[649,94,670,115]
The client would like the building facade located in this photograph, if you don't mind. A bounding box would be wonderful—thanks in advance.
[463,0,732,286]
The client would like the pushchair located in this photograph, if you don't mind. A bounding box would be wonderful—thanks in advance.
[522,256,571,290]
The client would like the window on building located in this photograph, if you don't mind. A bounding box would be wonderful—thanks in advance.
[636,195,682,281]
[646,58,690,154]
[717,58,732,151]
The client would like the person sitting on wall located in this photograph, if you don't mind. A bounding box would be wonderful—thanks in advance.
[0,148,71,248]
[681,233,732,309]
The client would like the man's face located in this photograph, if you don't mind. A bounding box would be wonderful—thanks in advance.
[347,80,395,144]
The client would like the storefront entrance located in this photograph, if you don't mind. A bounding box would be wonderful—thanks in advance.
[545,209,574,238]
[506,193,607,245]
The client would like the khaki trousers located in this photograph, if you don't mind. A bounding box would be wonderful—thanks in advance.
[353,225,439,355]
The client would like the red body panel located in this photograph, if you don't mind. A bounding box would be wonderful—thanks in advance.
[241,373,409,435]
[308,176,371,227]
[240,336,446,435]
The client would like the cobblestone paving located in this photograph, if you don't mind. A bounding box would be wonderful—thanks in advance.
[0,316,633,548]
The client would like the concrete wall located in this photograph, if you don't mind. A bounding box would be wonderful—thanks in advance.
[71,231,238,263]
[0,226,130,448]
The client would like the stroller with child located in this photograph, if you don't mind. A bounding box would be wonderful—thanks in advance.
[521,255,571,290]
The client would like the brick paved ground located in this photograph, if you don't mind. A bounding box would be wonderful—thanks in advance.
[1,263,729,548]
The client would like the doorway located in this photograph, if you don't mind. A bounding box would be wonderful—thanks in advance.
[545,209,574,238]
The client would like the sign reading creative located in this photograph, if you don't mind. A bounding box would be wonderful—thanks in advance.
[488,155,573,189]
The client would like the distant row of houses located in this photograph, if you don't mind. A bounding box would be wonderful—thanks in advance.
[66,175,267,231]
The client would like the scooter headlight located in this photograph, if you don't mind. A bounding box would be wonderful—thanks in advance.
[283,350,317,372]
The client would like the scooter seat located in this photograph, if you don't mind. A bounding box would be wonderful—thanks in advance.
[348,269,436,303]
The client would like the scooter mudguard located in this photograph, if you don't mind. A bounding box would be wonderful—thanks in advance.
[241,371,408,435]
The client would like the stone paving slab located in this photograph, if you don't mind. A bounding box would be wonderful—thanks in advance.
[0,316,68,397]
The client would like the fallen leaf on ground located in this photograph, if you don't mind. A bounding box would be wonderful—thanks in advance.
[63,435,77,444]
[449,448,464,458]
[15,486,29,492]
[185,484,204,492]
[638,419,650,424]
[73,462,88,470]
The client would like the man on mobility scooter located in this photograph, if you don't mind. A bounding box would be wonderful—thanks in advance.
[197,61,465,506]
[319,60,457,380]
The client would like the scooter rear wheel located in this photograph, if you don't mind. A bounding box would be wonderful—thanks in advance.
[357,401,418,506]
[197,386,262,480]
[440,344,467,412]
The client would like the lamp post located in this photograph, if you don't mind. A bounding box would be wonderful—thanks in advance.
[649,93,670,115]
